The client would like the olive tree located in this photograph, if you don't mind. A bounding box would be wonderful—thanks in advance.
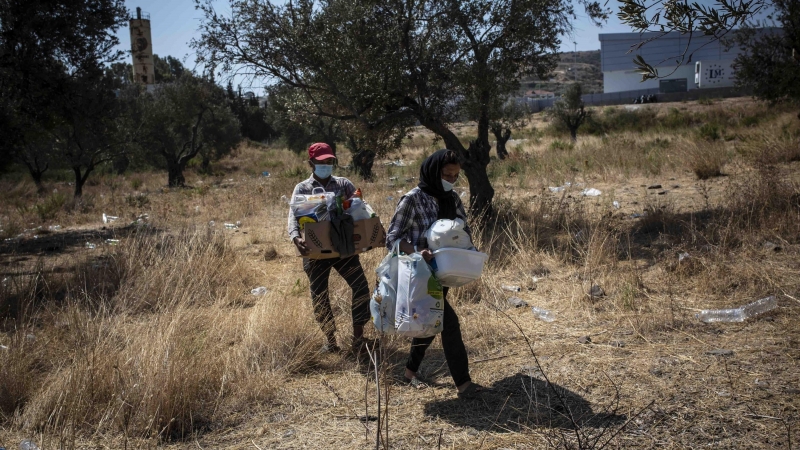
[548,83,588,142]
[138,75,241,186]
[194,0,607,216]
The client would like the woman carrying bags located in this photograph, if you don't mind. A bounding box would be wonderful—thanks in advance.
[384,149,489,400]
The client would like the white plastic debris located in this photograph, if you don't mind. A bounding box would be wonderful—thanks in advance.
[208,221,216,227]
[548,186,565,193]
[678,252,690,262]
[251,287,268,296]
[102,213,118,224]
[85,242,96,249]
[235,221,242,227]
[613,201,620,209]
[581,188,602,197]
[48,225,61,231]
[105,239,120,245]
[502,285,521,292]
[531,306,556,322]
[224,223,238,230]
[696,296,778,323]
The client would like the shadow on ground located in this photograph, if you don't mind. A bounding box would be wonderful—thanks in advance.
[424,373,627,432]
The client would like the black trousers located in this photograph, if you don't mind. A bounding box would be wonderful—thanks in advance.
[405,288,471,387]
[303,255,371,337]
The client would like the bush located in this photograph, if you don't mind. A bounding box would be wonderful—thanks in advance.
[697,123,721,141]
[34,192,66,221]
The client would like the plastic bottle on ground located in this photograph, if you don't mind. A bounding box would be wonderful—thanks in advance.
[251,287,268,296]
[531,306,556,322]
[20,440,40,450]
[502,285,521,292]
[697,296,778,323]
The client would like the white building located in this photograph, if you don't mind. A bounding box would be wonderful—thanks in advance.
[599,30,751,94]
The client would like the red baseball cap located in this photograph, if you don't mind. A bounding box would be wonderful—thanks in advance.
[308,143,336,161]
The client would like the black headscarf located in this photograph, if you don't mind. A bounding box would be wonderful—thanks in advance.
[418,149,458,220]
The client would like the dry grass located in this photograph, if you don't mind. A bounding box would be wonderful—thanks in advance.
[1,98,799,449]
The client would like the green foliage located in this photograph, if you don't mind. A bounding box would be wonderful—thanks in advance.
[35,192,66,221]
[194,0,610,214]
[697,123,721,141]
[732,1,800,107]
[547,83,588,141]
[136,74,242,186]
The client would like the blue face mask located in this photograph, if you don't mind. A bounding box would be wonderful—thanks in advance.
[314,164,333,179]
[441,178,454,192]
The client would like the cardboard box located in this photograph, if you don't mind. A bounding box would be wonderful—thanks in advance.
[296,217,386,259]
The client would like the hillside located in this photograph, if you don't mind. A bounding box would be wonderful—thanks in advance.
[519,49,603,97]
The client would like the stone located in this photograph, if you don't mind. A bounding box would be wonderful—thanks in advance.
[578,336,592,344]
[588,285,605,299]
[647,184,662,189]
[705,349,734,357]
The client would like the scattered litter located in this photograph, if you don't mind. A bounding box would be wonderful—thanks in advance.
[612,201,620,209]
[389,176,398,181]
[502,285,521,292]
[224,223,238,230]
[507,297,528,308]
[262,171,270,177]
[404,177,415,182]
[384,159,407,167]
[609,340,626,348]
[762,241,782,252]
[25,334,35,342]
[578,335,592,344]
[588,285,605,299]
[48,225,61,231]
[280,195,289,204]
[235,221,242,227]
[548,186,565,193]
[105,239,120,245]
[647,184,662,190]
[581,188,602,197]
[678,252,690,262]
[208,221,216,227]
[396,190,403,193]
[630,212,646,219]
[195,206,200,212]
[85,242,96,249]
[102,213,118,224]
[251,287,268,296]
[282,429,296,439]
[0,344,8,351]
[531,306,556,322]
[19,440,41,450]
[459,191,467,198]
[705,349,734,357]
[387,196,394,201]
[696,295,777,323]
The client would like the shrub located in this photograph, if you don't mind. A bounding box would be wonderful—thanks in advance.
[34,192,66,221]
[686,142,727,179]
[697,123,721,141]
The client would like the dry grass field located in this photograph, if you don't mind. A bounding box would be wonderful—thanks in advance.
[1,97,799,449]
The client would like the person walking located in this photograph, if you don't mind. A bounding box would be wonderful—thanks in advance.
[287,142,371,355]
[385,148,489,399]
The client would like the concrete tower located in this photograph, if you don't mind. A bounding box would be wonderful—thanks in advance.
[129,7,154,85]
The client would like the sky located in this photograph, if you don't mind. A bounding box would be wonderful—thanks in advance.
[113,1,644,95]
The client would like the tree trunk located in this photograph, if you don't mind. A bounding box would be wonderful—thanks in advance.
[201,154,211,174]
[73,166,85,198]
[351,149,375,181]
[492,127,511,160]
[167,160,186,187]
[569,127,577,142]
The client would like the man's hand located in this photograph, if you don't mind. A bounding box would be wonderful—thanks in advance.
[293,237,310,256]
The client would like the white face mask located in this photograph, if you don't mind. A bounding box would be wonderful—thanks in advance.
[441,178,454,192]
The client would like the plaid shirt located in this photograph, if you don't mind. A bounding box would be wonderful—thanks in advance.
[385,187,470,250]
[287,175,356,241]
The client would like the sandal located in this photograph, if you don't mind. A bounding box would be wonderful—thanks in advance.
[402,376,429,390]
[457,382,490,400]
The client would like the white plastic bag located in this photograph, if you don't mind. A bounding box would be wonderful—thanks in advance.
[289,187,333,219]
[424,218,473,250]
[370,241,401,334]
[394,253,444,338]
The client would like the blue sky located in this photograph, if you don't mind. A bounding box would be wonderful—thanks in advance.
[114,1,640,94]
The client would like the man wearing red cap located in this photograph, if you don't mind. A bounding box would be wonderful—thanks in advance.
[287,142,371,355]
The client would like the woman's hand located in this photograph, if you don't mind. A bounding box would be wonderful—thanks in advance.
[419,248,434,261]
